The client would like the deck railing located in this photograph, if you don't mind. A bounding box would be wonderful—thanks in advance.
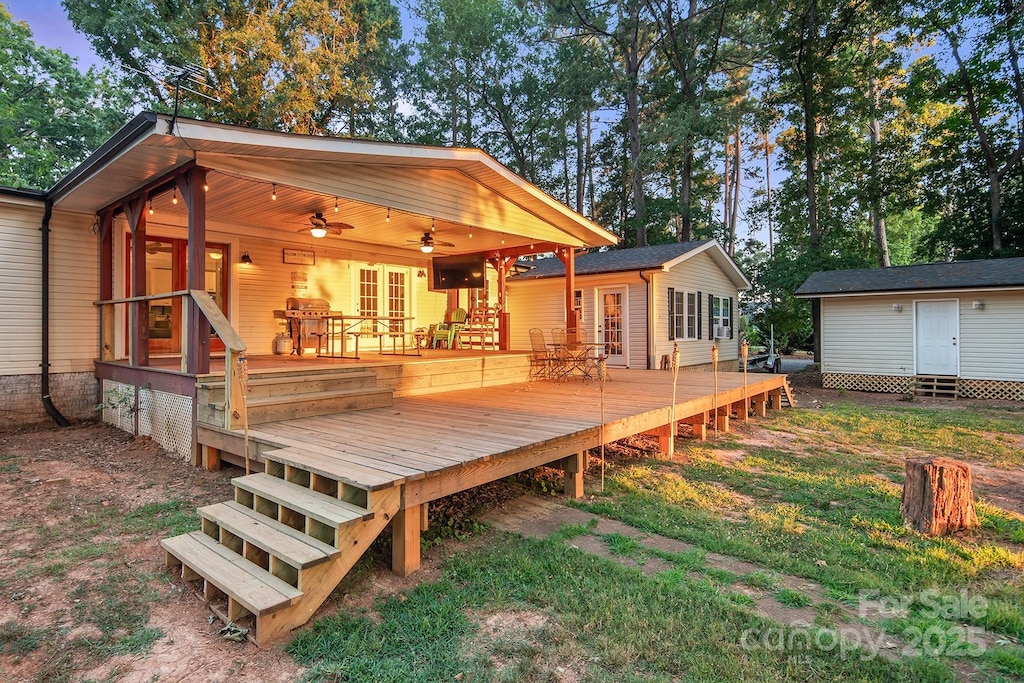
[95,289,248,430]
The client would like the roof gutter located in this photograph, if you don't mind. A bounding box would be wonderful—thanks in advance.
[639,270,653,370]
[47,111,159,203]
[40,199,70,428]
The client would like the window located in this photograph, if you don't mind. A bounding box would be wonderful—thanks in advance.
[359,268,378,332]
[669,288,700,340]
[573,289,584,324]
[710,295,733,338]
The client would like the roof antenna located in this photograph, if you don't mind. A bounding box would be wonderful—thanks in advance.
[123,62,220,135]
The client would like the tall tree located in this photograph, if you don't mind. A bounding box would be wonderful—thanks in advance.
[63,0,403,136]
[0,5,130,188]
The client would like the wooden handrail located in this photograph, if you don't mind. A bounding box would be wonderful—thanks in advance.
[189,290,245,352]
[93,290,191,305]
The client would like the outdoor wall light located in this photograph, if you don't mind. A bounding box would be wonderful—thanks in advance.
[892,303,902,312]
[973,300,984,310]
[240,251,254,265]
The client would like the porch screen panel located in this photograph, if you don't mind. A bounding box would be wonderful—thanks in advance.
[388,271,407,332]
[359,268,379,333]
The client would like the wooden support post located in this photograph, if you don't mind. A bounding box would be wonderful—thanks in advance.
[180,167,210,375]
[734,400,749,422]
[562,451,585,498]
[688,412,708,441]
[392,503,422,577]
[98,211,115,362]
[642,424,673,458]
[768,388,782,410]
[125,197,149,367]
[716,406,730,433]
[420,502,429,532]
[202,445,221,471]
[557,247,577,333]
[751,392,768,417]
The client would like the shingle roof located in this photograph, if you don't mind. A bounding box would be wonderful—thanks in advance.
[796,257,1024,296]
[512,240,713,280]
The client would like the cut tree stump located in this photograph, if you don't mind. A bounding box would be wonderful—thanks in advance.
[900,457,979,536]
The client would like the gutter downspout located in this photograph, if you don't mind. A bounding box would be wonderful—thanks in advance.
[639,270,653,370]
[40,200,70,427]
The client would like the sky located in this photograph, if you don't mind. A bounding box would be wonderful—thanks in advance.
[5,0,103,71]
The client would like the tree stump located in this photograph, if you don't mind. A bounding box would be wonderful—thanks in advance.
[900,457,979,536]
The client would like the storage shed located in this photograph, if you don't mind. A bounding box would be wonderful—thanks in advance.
[796,258,1024,400]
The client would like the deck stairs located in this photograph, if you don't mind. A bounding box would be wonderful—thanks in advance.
[780,379,797,408]
[196,367,393,426]
[162,445,401,646]
[915,375,958,399]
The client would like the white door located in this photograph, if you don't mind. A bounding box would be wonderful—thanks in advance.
[598,288,628,366]
[915,300,959,375]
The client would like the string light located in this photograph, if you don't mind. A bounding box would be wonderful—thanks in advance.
[171,188,178,205]
[271,183,277,201]
[386,208,390,222]
[203,181,209,192]
[430,218,435,232]
[148,199,153,216]
[468,227,473,238]
[500,234,505,245]
[334,197,339,213]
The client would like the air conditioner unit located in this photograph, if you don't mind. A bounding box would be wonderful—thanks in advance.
[714,325,731,339]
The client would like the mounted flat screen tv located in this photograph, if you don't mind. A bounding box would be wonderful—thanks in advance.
[431,254,486,290]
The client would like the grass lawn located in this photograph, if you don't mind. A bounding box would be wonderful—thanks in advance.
[288,395,1024,682]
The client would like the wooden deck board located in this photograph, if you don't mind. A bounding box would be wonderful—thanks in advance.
[215,369,786,501]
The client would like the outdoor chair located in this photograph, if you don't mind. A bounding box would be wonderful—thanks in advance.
[433,307,468,349]
[528,328,556,380]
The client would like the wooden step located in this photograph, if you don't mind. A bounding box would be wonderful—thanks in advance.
[161,531,302,616]
[196,366,376,385]
[264,446,397,492]
[198,501,340,570]
[208,387,393,425]
[232,473,373,529]
[915,375,958,398]
[200,371,379,401]
[781,380,796,407]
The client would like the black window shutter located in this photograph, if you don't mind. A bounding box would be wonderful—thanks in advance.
[728,296,734,338]
[696,291,702,339]
[708,293,714,339]
[667,287,675,340]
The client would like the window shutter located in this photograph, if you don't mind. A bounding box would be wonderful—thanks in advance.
[667,287,675,340]
[696,291,702,339]
[728,296,734,338]
[708,293,714,340]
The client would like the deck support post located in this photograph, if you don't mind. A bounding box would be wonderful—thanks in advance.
[688,412,708,441]
[642,424,674,458]
[768,388,782,410]
[392,503,422,577]
[751,393,767,417]
[202,445,221,471]
[561,451,585,498]
[733,400,749,422]
[716,406,730,433]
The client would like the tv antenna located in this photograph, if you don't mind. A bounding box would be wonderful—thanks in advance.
[123,61,221,133]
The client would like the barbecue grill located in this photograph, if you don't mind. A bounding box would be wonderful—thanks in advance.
[275,297,331,355]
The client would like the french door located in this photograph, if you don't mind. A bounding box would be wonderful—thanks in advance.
[598,288,627,366]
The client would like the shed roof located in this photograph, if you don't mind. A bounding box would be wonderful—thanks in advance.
[796,257,1024,297]
[511,239,751,289]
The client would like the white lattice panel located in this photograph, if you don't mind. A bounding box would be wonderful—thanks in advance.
[100,380,136,433]
[822,373,914,394]
[138,388,194,460]
[958,379,1024,402]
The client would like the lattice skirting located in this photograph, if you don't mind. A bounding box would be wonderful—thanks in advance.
[822,373,915,394]
[101,380,194,460]
[958,379,1024,401]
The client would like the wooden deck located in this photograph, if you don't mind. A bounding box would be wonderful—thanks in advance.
[198,368,790,574]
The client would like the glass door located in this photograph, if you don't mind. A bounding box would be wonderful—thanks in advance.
[598,288,627,366]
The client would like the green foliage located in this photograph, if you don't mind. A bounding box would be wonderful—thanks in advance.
[0,6,130,189]
[775,588,813,608]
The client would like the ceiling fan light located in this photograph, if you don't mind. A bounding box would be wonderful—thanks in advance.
[310,226,328,239]
[420,243,434,254]
[209,251,223,260]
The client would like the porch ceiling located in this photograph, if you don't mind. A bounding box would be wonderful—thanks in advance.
[51,113,618,257]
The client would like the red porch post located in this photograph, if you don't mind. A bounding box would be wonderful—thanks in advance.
[177,167,210,375]
[98,210,115,362]
[557,247,577,338]
[125,198,149,367]
[489,255,515,351]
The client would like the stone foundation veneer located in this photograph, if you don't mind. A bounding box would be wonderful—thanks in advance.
[0,372,99,424]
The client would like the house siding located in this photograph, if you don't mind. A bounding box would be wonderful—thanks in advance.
[820,290,1024,382]
[508,271,647,367]
[652,250,741,369]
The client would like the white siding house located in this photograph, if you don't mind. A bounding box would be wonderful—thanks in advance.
[508,240,750,370]
[796,258,1024,400]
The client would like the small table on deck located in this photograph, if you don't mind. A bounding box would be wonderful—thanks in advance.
[549,342,606,381]
[322,315,418,359]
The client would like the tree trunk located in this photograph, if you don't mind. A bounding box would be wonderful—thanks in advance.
[764,130,774,257]
[680,144,693,241]
[729,120,741,257]
[626,69,646,246]
[576,112,585,214]
[723,132,731,242]
[869,34,891,267]
[901,457,979,536]
[990,172,1004,253]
